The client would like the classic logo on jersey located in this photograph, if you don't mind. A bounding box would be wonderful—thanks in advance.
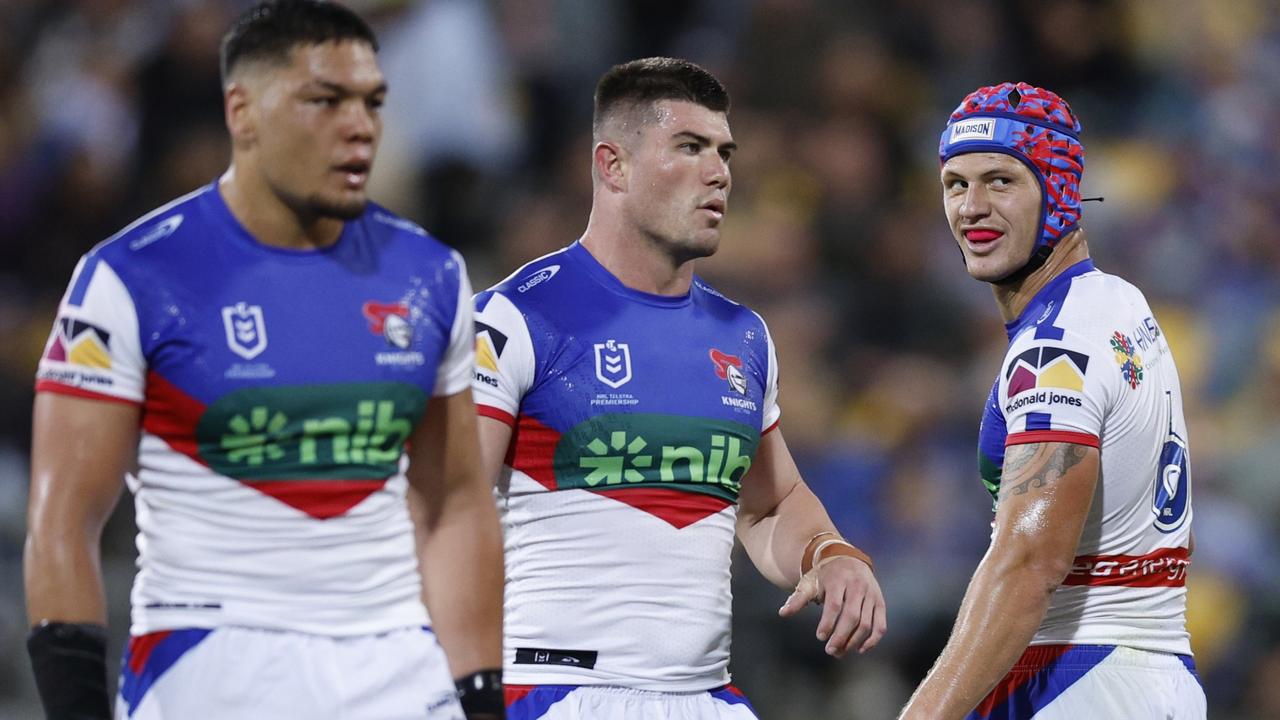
[710,349,747,395]
[222,302,267,360]
[363,301,413,349]
[594,339,632,389]
[128,214,183,251]
[1110,331,1144,389]
[517,265,560,293]
[1005,346,1089,396]
[45,317,112,370]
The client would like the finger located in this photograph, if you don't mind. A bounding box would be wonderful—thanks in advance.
[829,591,869,657]
[814,583,845,642]
[778,577,817,617]
[858,595,888,653]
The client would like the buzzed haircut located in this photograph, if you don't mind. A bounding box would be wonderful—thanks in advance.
[593,57,729,140]
[220,0,378,87]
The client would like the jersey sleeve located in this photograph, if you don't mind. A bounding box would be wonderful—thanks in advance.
[760,317,782,433]
[471,290,536,426]
[1000,326,1115,448]
[433,250,476,396]
[35,254,145,404]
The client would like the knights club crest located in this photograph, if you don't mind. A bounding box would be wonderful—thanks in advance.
[594,339,633,388]
[222,302,268,360]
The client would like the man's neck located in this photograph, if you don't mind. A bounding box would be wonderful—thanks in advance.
[218,166,344,250]
[991,231,1089,324]
[579,209,695,296]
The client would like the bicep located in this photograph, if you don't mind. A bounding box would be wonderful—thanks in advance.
[29,393,140,533]
[406,389,482,497]
[991,441,1100,571]
[476,416,513,488]
[736,428,802,528]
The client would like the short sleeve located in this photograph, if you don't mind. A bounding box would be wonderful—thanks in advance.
[35,254,145,404]
[760,317,781,433]
[471,290,536,425]
[1000,327,1114,448]
[433,251,477,397]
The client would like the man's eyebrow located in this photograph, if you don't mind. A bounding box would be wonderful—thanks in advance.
[309,79,389,96]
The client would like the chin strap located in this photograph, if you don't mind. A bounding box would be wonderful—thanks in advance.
[994,243,1055,285]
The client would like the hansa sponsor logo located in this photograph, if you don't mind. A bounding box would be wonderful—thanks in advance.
[517,265,560,293]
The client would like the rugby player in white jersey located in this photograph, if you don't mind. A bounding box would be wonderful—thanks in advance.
[24,2,503,718]
[470,58,887,719]
[899,82,1205,719]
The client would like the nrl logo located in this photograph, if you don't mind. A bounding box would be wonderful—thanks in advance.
[222,302,268,360]
[594,339,632,389]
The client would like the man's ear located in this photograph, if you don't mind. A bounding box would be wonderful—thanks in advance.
[224,82,256,147]
[593,141,627,193]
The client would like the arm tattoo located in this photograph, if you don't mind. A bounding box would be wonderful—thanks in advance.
[1001,444,1090,498]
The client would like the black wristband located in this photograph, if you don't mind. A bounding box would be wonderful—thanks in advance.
[27,622,112,720]
[455,668,504,718]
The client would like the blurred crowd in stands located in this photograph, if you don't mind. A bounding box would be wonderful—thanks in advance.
[1,1,1277,717]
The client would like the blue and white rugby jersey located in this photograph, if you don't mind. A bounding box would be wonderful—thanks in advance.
[36,182,475,636]
[472,241,780,691]
[978,259,1193,655]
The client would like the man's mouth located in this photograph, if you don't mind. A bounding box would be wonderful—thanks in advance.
[964,228,1002,243]
[336,161,371,188]
[699,198,726,218]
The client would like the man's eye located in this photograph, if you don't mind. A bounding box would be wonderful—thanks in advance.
[309,96,340,108]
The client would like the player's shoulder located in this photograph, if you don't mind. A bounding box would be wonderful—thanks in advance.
[691,276,770,334]
[89,183,215,267]
[1057,267,1154,334]
[362,202,453,255]
[478,245,573,311]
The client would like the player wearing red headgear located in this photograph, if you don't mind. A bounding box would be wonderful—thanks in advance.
[898,83,1205,720]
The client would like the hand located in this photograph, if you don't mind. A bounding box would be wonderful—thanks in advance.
[778,555,887,657]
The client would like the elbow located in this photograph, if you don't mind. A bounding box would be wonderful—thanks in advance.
[987,546,1074,596]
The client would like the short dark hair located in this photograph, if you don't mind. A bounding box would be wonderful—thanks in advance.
[220,0,378,87]
[593,57,729,139]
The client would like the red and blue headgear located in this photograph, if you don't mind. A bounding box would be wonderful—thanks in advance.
[939,82,1085,280]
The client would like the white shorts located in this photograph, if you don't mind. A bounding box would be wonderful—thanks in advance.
[116,626,464,719]
[967,644,1206,719]
[504,684,758,719]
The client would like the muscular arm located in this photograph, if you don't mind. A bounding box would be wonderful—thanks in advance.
[25,393,138,625]
[406,389,503,679]
[736,428,885,656]
[899,441,1099,720]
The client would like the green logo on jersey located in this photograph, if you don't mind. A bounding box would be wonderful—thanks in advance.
[196,383,426,481]
[554,414,758,502]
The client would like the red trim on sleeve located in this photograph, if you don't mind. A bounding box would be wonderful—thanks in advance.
[1006,430,1099,448]
[762,419,780,436]
[476,404,516,427]
[35,380,140,406]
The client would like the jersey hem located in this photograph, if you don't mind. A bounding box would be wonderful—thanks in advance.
[501,669,732,693]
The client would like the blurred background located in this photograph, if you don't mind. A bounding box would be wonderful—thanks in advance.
[1,0,1278,717]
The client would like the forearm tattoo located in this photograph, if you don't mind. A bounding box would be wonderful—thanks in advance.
[1000,444,1090,498]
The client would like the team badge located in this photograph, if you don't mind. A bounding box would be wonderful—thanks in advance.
[222,302,268,360]
[45,317,112,369]
[363,301,413,349]
[1110,331,1144,389]
[709,348,747,395]
[594,339,632,388]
